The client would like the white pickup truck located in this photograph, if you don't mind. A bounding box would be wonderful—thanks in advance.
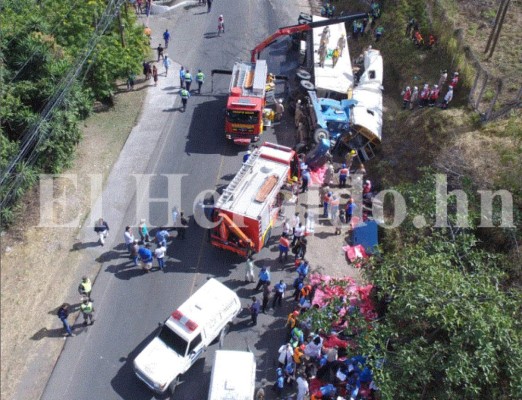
[133,278,241,394]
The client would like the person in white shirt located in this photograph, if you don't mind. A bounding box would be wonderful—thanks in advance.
[292,212,300,237]
[296,374,309,400]
[292,222,304,247]
[154,244,166,271]
[123,226,134,253]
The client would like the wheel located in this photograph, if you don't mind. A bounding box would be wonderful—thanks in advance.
[296,69,311,81]
[300,80,315,92]
[314,128,329,144]
[169,376,179,394]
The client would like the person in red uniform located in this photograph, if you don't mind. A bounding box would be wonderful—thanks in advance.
[429,84,440,106]
[402,86,412,109]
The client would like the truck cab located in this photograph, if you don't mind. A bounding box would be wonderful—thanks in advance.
[225,61,268,145]
[133,279,241,394]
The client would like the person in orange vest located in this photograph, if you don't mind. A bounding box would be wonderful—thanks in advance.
[401,86,412,109]
[278,233,290,262]
[300,284,312,301]
[338,164,349,187]
[322,192,332,218]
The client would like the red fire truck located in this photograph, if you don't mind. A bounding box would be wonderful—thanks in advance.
[224,60,269,145]
[210,143,298,258]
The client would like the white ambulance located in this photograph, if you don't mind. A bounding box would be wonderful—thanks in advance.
[208,350,256,400]
[133,279,241,394]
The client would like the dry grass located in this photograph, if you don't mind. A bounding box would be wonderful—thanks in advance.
[0,79,149,400]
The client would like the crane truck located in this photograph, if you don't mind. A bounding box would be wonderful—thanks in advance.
[212,13,368,146]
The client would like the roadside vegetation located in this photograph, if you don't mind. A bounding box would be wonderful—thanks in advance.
[325,0,522,398]
[0,0,148,226]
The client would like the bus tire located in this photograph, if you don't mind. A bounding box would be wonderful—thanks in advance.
[314,128,329,144]
[300,80,315,92]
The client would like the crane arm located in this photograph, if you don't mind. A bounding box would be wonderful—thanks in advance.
[250,13,368,63]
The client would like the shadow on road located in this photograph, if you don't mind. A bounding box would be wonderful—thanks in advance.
[70,241,99,251]
[111,329,161,400]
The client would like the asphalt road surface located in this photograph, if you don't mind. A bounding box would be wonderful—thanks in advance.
[41,1,306,399]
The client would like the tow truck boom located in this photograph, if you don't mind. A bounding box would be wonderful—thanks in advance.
[250,13,368,62]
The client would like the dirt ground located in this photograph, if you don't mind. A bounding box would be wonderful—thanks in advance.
[0,78,149,400]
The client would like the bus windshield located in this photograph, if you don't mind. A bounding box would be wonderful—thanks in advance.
[226,110,260,124]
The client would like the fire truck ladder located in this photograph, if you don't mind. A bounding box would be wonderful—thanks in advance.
[219,150,261,205]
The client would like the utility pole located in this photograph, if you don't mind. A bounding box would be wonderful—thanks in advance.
[487,0,510,60]
[117,10,126,48]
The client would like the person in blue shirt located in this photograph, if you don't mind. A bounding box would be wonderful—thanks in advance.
[301,167,311,193]
[250,296,260,325]
[138,245,153,272]
[163,29,170,48]
[272,280,287,308]
[296,260,309,277]
[346,199,357,223]
[255,266,270,290]
[242,150,251,163]
[155,229,170,247]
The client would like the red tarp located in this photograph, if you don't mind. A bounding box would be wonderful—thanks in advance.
[342,244,368,264]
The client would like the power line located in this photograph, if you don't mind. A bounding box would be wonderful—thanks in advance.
[0,0,127,210]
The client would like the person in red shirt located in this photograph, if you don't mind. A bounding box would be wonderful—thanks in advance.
[279,233,290,262]
[402,86,412,109]
[429,84,440,106]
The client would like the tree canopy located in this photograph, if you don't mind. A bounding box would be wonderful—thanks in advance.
[0,0,148,224]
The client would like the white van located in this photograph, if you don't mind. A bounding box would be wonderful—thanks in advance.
[133,279,241,394]
[208,351,256,400]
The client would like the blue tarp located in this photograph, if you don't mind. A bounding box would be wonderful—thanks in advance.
[353,220,378,254]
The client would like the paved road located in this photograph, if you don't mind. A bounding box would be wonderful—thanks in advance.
[41,1,308,399]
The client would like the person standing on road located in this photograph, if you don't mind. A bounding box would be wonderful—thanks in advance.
[245,256,255,283]
[163,54,171,76]
[163,29,170,48]
[124,226,135,253]
[78,276,92,301]
[255,266,271,291]
[130,240,140,266]
[156,43,164,62]
[94,218,109,246]
[292,222,304,247]
[300,167,310,193]
[80,298,94,325]
[196,69,205,94]
[152,64,158,86]
[296,374,309,400]
[292,212,300,237]
[177,212,188,239]
[272,280,287,308]
[250,296,260,325]
[180,88,190,111]
[207,0,212,13]
[179,65,185,88]
[278,233,290,262]
[184,69,193,91]
[139,219,150,243]
[339,164,349,187]
[57,304,75,337]
[154,244,166,271]
[261,283,271,313]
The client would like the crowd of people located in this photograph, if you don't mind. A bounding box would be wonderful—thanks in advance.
[401,70,459,110]
[256,273,379,399]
